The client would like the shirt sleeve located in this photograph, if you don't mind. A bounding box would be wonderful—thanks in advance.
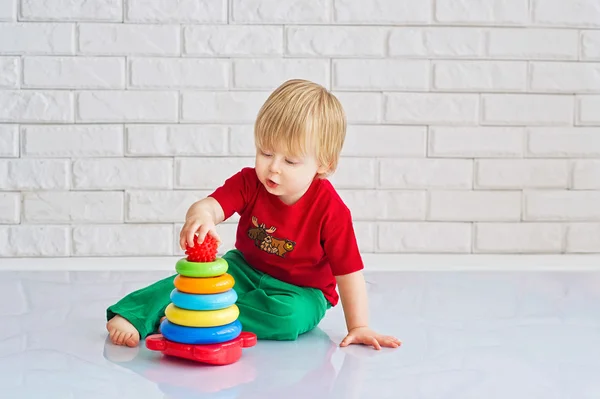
[321,203,365,276]
[208,167,259,221]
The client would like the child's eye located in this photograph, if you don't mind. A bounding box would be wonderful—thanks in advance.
[261,151,272,157]
[285,159,298,165]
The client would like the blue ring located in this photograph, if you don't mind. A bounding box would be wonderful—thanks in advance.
[170,288,238,311]
[160,319,242,345]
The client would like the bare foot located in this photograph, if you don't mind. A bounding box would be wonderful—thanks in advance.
[106,315,140,347]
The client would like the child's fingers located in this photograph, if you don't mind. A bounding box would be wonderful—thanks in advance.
[381,337,401,348]
[340,335,353,347]
[196,225,210,244]
[370,337,381,350]
[185,222,201,248]
[208,229,221,244]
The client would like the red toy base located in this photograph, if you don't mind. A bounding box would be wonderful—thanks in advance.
[145,332,257,365]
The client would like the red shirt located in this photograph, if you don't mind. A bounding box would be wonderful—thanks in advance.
[209,167,364,306]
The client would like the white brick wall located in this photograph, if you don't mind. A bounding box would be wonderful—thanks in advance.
[1,0,599,257]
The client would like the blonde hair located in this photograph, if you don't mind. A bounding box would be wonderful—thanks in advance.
[254,79,346,178]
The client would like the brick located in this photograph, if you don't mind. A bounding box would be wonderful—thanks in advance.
[176,158,254,189]
[127,190,211,222]
[482,95,573,126]
[181,92,269,123]
[333,92,382,123]
[127,0,226,22]
[475,223,563,253]
[379,159,473,189]
[0,125,18,157]
[582,31,600,60]
[578,96,600,125]
[377,222,471,253]
[0,226,69,256]
[23,192,123,223]
[73,225,172,256]
[229,125,255,156]
[533,0,600,27]
[429,127,524,158]
[527,128,600,157]
[73,158,172,189]
[429,191,521,221]
[531,62,600,93]
[343,126,426,157]
[567,224,600,253]
[21,0,122,21]
[333,60,429,91]
[0,91,73,123]
[487,29,578,60]
[0,0,16,20]
[184,26,282,56]
[389,28,484,58]
[475,159,569,189]
[524,191,600,221]
[334,0,430,23]
[77,91,178,122]
[22,125,123,157]
[233,59,329,89]
[130,58,229,89]
[433,61,526,92]
[354,222,375,253]
[0,159,69,190]
[338,190,426,220]
[23,57,125,89]
[436,0,529,24]
[287,26,386,57]
[326,158,376,189]
[127,125,227,156]
[0,57,19,88]
[79,24,179,55]
[385,93,479,125]
[0,193,20,223]
[0,23,74,54]
[233,0,330,23]
[573,160,600,189]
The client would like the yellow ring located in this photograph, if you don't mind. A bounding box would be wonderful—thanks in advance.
[165,303,239,327]
[174,274,234,294]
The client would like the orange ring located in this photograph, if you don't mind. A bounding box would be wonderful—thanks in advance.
[174,273,235,294]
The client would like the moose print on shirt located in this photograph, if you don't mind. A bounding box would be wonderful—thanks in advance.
[247,216,296,257]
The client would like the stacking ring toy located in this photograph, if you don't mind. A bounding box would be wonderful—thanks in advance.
[175,257,228,278]
[160,319,242,345]
[165,303,239,327]
[174,273,234,294]
[170,289,238,311]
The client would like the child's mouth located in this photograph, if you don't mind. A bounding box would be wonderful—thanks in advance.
[266,179,278,188]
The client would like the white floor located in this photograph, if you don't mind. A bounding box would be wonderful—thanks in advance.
[1,266,600,398]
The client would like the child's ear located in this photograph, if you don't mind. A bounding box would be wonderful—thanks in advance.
[317,163,331,175]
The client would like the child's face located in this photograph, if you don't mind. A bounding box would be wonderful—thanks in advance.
[255,144,328,205]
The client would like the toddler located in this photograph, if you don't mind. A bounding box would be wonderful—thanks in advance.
[106,79,400,350]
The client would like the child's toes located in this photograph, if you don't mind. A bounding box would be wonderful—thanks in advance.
[115,331,126,345]
[125,333,139,348]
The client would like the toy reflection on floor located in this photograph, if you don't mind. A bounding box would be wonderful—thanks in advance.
[145,235,256,365]
[103,327,364,399]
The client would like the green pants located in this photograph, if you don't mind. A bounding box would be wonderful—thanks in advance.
[107,250,330,341]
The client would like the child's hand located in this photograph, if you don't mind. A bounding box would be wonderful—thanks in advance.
[179,212,221,250]
[340,327,401,350]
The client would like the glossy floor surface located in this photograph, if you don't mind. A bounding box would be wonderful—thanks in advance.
[1,270,599,399]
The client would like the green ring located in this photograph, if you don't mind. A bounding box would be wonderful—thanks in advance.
[175,257,228,278]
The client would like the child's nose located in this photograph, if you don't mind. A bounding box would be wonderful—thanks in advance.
[269,159,281,174]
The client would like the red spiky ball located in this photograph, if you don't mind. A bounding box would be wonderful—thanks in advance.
[185,235,218,262]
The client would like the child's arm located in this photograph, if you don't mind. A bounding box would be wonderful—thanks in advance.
[179,197,225,249]
[336,271,401,350]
